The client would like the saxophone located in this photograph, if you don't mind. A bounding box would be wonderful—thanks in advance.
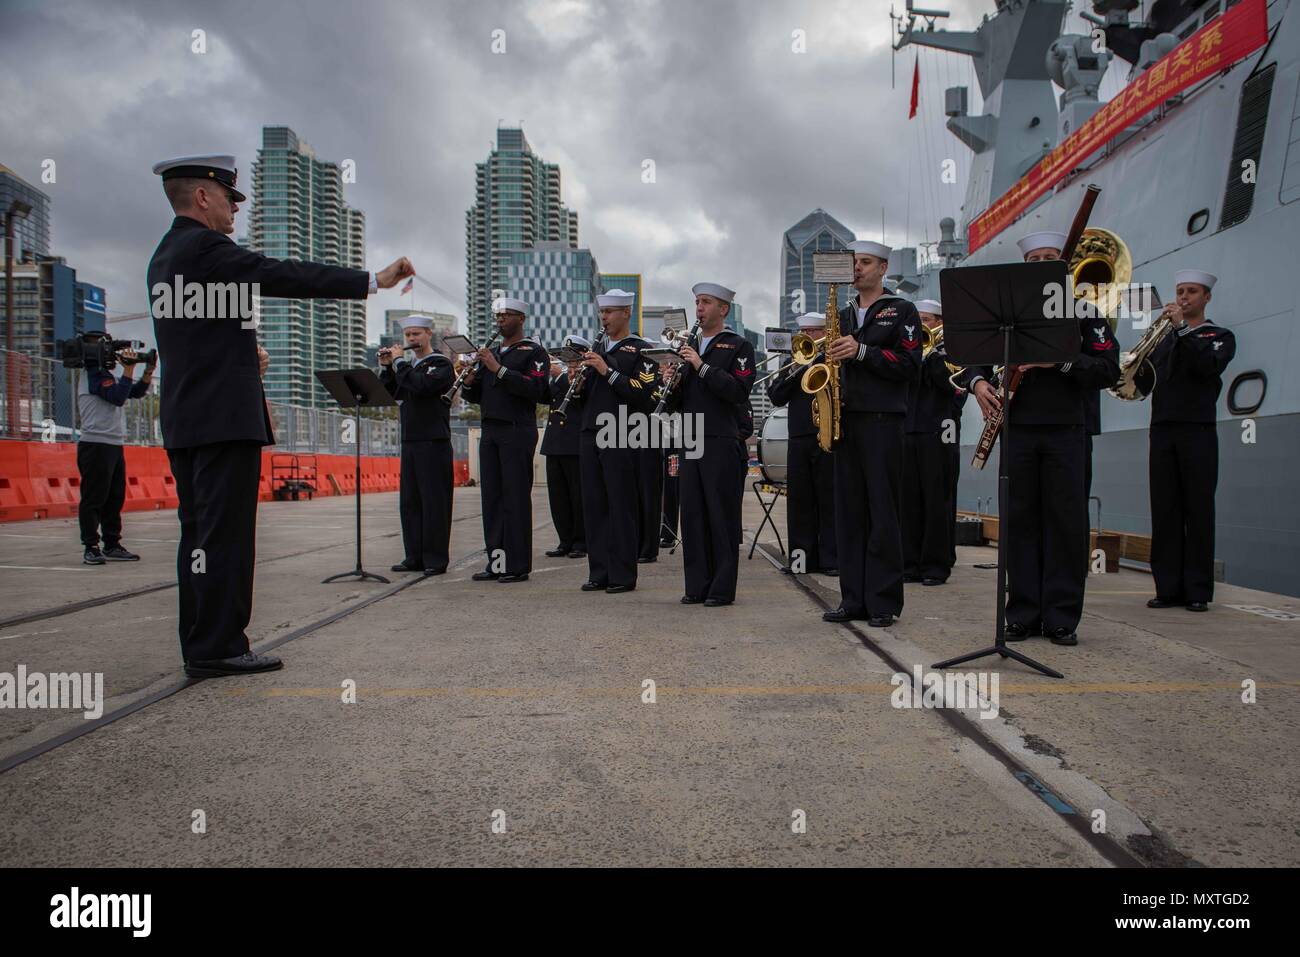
[799,283,842,452]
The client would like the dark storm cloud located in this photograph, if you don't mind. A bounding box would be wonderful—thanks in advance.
[0,0,1005,340]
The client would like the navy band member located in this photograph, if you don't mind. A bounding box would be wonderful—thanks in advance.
[967,230,1121,646]
[461,297,550,583]
[577,289,654,594]
[670,282,756,607]
[767,311,838,575]
[380,315,455,576]
[823,241,921,627]
[636,442,665,564]
[148,154,414,677]
[1146,270,1236,613]
[542,357,586,559]
[903,299,954,585]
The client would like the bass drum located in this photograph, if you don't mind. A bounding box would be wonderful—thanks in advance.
[758,406,788,485]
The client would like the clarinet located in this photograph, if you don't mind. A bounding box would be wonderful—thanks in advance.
[441,330,501,405]
[652,320,702,416]
[553,329,607,422]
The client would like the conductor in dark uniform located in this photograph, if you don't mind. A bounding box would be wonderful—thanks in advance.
[903,299,955,585]
[1146,269,1236,612]
[823,241,921,628]
[967,230,1121,645]
[379,315,455,575]
[577,289,654,593]
[542,354,585,558]
[148,154,414,677]
[767,311,837,575]
[461,297,550,583]
[671,282,756,607]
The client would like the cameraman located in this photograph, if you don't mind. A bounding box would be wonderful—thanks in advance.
[77,332,154,565]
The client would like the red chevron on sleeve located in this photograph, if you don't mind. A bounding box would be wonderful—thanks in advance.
[882,349,899,362]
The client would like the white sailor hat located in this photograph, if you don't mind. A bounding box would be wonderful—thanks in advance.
[397,315,434,330]
[152,154,246,203]
[492,297,529,316]
[914,299,942,316]
[1016,231,1068,258]
[596,289,636,308]
[1173,269,1217,290]
[848,240,892,260]
[796,312,826,329]
[691,282,735,303]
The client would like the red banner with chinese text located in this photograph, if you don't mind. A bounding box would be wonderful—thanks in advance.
[967,0,1270,252]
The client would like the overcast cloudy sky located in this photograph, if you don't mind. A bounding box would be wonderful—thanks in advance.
[0,0,1108,343]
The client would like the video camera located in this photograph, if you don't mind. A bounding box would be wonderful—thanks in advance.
[59,333,156,370]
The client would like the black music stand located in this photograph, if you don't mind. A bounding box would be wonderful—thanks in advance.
[316,368,397,585]
[933,261,1078,679]
[748,481,786,561]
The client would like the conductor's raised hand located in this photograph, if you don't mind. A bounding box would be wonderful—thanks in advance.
[376,257,416,289]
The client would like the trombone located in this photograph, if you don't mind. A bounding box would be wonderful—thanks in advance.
[754,333,826,387]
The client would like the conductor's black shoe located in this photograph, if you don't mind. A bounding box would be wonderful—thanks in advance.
[391,561,421,573]
[922,577,946,586]
[1185,600,1209,612]
[1146,596,1183,608]
[1047,627,1078,646]
[545,546,570,558]
[822,607,860,622]
[636,556,656,564]
[606,583,635,594]
[423,567,447,576]
[184,651,283,679]
[680,595,704,604]
[82,547,106,565]
[471,571,500,581]
[581,580,607,591]
[1004,623,1035,641]
[703,597,732,607]
[567,549,587,558]
[498,573,530,583]
[866,614,894,628]
[102,545,140,561]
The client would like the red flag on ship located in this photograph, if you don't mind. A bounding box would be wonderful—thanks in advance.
[908,54,919,119]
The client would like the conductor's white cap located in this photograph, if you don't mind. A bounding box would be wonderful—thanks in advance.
[1016,231,1068,257]
[1173,269,1217,290]
[691,282,735,303]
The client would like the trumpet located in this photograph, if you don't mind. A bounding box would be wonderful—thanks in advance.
[442,329,502,404]
[753,333,826,386]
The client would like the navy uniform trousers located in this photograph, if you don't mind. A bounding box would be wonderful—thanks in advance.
[945,439,960,568]
[680,437,748,601]
[834,413,906,618]
[581,433,639,587]
[167,441,262,663]
[400,439,453,571]
[786,434,837,573]
[1005,424,1088,632]
[902,431,952,581]
[636,447,663,561]
[479,422,537,576]
[1149,422,1219,603]
[545,453,584,551]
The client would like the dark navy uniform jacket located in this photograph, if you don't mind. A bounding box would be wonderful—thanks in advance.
[461,337,551,425]
[380,352,455,441]
[576,336,656,432]
[906,346,958,434]
[1150,321,1236,424]
[839,294,922,414]
[768,364,816,438]
[147,215,370,448]
[670,329,756,438]
[541,373,582,455]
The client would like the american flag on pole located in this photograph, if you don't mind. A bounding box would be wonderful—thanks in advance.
[400,278,414,295]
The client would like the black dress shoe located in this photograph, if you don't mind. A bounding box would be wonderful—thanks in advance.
[1004,623,1036,642]
[1047,627,1078,646]
[1185,601,1208,612]
[471,571,500,581]
[922,577,946,586]
[568,549,587,559]
[703,597,733,607]
[391,561,422,573]
[581,580,607,591]
[423,567,447,576]
[680,595,704,604]
[498,573,530,583]
[903,574,922,583]
[1146,596,1184,608]
[185,651,283,678]
[822,607,861,622]
[866,614,894,628]
[606,583,635,594]
[545,547,571,558]
[637,556,657,564]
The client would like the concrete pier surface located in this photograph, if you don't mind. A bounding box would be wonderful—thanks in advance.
[0,489,1295,866]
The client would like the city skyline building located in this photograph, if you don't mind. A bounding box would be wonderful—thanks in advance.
[465,127,579,344]
[505,243,599,347]
[779,208,855,329]
[598,272,642,334]
[245,126,367,408]
[0,164,52,259]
